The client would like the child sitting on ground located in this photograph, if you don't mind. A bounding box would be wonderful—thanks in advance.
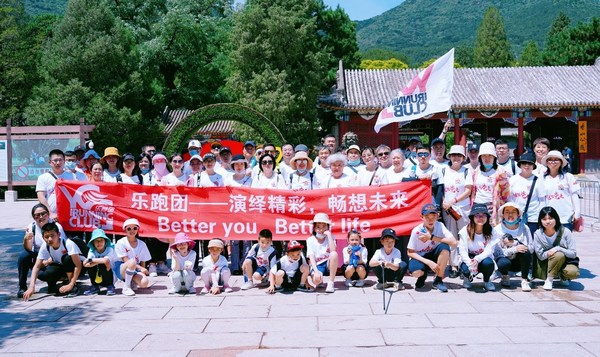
[114,218,152,296]
[369,228,407,290]
[342,230,368,287]
[241,229,278,290]
[266,240,310,293]
[200,238,232,294]
[83,228,118,296]
[306,213,338,293]
[169,232,197,294]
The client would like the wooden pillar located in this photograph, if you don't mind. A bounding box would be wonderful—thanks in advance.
[579,118,587,174]
[517,117,524,158]
[454,118,460,144]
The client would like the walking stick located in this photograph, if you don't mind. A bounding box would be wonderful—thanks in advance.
[381,262,393,314]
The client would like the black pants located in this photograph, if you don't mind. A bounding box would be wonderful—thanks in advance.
[38,255,77,287]
[88,263,114,287]
[373,263,408,283]
[144,238,169,263]
[17,250,38,290]
[496,251,531,278]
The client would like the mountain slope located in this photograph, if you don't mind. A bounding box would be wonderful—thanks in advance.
[25,0,67,17]
[356,0,600,64]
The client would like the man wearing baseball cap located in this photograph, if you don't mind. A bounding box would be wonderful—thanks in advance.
[183,139,202,176]
[430,138,449,168]
[407,203,457,292]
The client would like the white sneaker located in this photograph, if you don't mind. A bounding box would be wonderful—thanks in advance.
[188,287,196,294]
[157,262,171,275]
[122,287,135,296]
[559,279,570,287]
[241,281,254,290]
[543,278,553,291]
[168,287,177,294]
[325,281,335,293]
[148,264,157,277]
[201,286,209,294]
[463,277,472,289]
[484,281,496,291]
[345,279,353,287]
[355,279,365,287]
[521,280,532,292]
[224,285,233,293]
[501,275,511,287]
[490,271,502,281]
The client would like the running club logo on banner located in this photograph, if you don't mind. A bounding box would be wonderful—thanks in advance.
[56,180,432,240]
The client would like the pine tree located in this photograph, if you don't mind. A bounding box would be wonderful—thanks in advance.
[518,40,542,66]
[473,6,513,67]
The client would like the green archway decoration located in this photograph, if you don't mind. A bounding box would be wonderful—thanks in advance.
[162,103,285,154]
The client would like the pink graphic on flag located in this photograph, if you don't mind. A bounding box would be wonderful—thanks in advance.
[374,48,454,133]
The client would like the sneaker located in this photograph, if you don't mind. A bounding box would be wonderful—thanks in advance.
[559,279,570,287]
[448,269,460,279]
[373,282,384,290]
[415,275,427,289]
[17,289,25,299]
[157,262,171,275]
[501,275,511,287]
[433,280,448,293]
[384,282,395,288]
[297,284,312,292]
[394,282,405,291]
[484,281,496,291]
[84,286,100,296]
[463,277,472,289]
[224,285,233,293]
[345,279,353,287]
[490,271,502,281]
[106,285,116,296]
[188,287,196,294]
[47,284,58,295]
[148,264,158,277]
[122,287,135,296]
[241,281,254,290]
[325,281,335,293]
[168,287,177,294]
[275,285,284,292]
[355,279,365,287]
[521,280,532,292]
[201,286,209,294]
[543,278,553,291]
[66,285,79,298]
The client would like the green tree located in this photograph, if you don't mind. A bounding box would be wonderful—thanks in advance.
[24,0,163,153]
[543,17,600,65]
[317,4,361,79]
[547,11,571,39]
[227,0,333,145]
[360,58,408,69]
[473,6,513,67]
[455,45,474,68]
[518,40,542,66]
[360,48,411,65]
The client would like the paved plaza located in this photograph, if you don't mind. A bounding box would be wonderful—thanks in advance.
[1,199,600,356]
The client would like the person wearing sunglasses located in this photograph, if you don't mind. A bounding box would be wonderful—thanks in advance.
[375,144,392,169]
[160,153,187,186]
[17,203,67,298]
[251,153,286,189]
[114,218,152,296]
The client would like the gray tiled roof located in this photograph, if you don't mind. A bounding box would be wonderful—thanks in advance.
[322,59,600,111]
[162,108,233,135]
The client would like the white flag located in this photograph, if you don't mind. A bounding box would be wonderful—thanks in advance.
[374,48,454,133]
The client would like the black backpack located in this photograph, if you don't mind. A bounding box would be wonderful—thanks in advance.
[50,236,89,257]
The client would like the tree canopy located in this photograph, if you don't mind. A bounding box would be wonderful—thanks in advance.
[473,6,513,67]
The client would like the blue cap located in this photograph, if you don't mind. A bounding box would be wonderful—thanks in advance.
[244,140,256,148]
[421,203,439,215]
[83,150,101,160]
[430,138,444,147]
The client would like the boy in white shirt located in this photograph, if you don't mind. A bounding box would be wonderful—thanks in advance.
[266,240,310,293]
[241,229,278,290]
[369,228,407,291]
[407,204,457,292]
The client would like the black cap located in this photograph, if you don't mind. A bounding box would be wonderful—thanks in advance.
[73,145,85,153]
[380,228,398,240]
[430,138,444,147]
[469,203,489,217]
[220,146,231,154]
[122,153,136,162]
[517,151,537,169]
[467,143,479,152]
[409,137,421,144]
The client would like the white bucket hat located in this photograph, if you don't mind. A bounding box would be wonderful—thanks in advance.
[478,142,497,158]
[313,213,331,225]
[542,150,568,168]
[446,145,465,158]
[499,202,522,217]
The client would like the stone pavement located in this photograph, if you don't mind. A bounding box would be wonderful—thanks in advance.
[1,200,600,356]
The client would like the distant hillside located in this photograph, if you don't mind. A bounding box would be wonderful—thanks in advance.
[25,0,66,17]
[356,0,600,64]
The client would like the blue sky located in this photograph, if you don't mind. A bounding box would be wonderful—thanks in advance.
[323,0,404,21]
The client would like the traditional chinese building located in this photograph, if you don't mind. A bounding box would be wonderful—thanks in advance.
[319,59,600,174]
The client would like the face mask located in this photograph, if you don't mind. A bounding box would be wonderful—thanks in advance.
[65,161,76,171]
[297,168,307,174]
[189,149,198,157]
[482,163,494,170]
[503,217,521,226]
[140,168,150,174]
[348,159,361,166]
[315,233,326,239]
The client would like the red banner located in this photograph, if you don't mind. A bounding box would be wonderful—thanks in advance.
[55,180,431,240]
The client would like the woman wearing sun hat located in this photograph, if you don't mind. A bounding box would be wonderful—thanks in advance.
[288,151,318,190]
[541,150,581,231]
[100,147,122,181]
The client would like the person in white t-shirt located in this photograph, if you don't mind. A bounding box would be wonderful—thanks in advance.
[495,139,520,177]
[508,152,546,234]
[168,233,198,295]
[288,151,318,191]
[266,240,310,293]
[320,153,357,188]
[160,153,187,186]
[342,230,369,288]
[200,239,232,294]
[407,204,457,293]
[313,145,331,184]
[278,143,295,185]
[101,147,122,181]
[369,228,407,290]
[356,146,389,186]
[64,150,88,181]
[198,153,225,187]
[36,149,76,218]
[386,148,412,183]
[114,218,152,296]
[241,229,278,290]
[306,213,338,293]
[251,153,286,189]
[22,222,83,301]
[344,144,364,176]
[541,150,580,231]
[458,203,499,292]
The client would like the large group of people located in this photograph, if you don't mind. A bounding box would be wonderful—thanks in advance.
[17,132,582,299]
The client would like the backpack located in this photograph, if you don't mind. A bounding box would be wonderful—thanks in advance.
[51,236,89,257]
[289,172,314,190]
[253,244,278,266]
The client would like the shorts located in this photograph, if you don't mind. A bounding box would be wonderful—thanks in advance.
[248,257,268,277]
[311,260,330,276]
[113,261,142,281]
[341,263,368,280]
[281,270,302,290]
[408,243,450,273]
